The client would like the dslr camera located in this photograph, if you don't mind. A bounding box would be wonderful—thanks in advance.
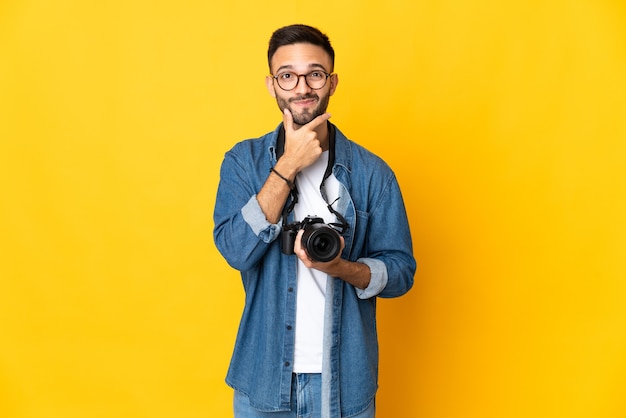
[280,216,342,262]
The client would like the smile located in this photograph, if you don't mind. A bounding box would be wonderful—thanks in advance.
[290,95,318,106]
[292,99,316,107]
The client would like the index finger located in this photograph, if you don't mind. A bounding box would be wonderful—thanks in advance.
[302,112,332,131]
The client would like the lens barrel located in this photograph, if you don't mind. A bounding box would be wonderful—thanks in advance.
[301,223,341,262]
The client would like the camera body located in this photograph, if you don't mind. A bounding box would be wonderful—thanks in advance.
[280,216,342,262]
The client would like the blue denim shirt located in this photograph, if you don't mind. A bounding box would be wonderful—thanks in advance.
[213,123,416,417]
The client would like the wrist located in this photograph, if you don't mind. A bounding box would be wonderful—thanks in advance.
[270,167,295,190]
[274,157,299,180]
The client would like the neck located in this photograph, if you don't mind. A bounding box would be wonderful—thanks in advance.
[292,121,329,150]
[313,122,329,151]
[279,121,331,155]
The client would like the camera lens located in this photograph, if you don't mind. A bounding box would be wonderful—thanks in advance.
[301,223,341,262]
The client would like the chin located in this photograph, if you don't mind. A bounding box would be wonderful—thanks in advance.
[291,108,325,126]
[292,114,315,126]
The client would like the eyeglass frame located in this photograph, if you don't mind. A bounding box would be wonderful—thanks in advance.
[271,70,334,91]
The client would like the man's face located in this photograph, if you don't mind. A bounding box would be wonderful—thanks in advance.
[266,43,338,127]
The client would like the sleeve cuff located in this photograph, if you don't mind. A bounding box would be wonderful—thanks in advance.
[355,258,388,299]
[241,195,282,243]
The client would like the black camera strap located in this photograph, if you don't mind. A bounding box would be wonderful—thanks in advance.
[274,122,348,234]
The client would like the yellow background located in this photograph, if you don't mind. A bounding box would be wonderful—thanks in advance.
[1,1,625,417]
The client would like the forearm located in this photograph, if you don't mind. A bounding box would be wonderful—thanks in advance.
[294,235,372,289]
[325,258,371,290]
[257,158,299,223]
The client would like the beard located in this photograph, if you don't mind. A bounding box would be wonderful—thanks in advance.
[276,92,330,127]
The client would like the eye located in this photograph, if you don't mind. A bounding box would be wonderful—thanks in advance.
[308,71,324,79]
[279,72,294,80]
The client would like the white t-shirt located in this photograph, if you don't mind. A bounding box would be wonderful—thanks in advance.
[292,150,340,373]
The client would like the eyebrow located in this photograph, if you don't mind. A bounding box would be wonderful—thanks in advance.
[274,63,329,74]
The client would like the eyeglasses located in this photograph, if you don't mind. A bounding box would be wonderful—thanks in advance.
[272,70,332,91]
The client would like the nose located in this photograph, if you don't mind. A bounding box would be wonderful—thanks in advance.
[293,74,312,94]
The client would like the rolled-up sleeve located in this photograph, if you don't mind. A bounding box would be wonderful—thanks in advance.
[354,257,388,299]
[242,195,282,243]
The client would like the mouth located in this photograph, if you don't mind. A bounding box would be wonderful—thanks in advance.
[290,95,318,107]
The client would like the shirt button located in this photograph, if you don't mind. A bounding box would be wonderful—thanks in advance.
[288,287,294,292]
[286,325,292,330]
[284,361,290,367]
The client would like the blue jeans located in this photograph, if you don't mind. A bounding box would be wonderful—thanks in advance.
[233,373,375,418]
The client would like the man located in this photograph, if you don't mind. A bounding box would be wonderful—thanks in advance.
[213,24,416,418]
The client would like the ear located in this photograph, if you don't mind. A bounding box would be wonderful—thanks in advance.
[265,75,277,98]
[329,73,339,96]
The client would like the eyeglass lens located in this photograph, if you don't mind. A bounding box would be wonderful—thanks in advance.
[275,71,328,91]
